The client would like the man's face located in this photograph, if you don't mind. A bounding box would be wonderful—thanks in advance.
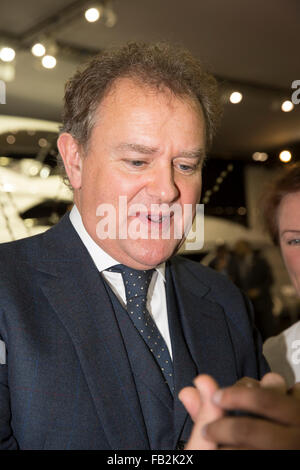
[72,78,205,269]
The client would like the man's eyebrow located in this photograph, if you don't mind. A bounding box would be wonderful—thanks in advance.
[177,149,206,159]
[115,143,158,154]
[115,143,206,160]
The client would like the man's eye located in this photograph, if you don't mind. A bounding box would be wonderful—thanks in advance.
[178,164,195,172]
[127,160,146,167]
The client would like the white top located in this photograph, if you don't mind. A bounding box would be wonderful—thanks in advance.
[263,320,300,387]
[69,205,173,359]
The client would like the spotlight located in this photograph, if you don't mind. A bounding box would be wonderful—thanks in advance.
[279,150,292,163]
[38,138,48,147]
[28,164,40,176]
[40,166,51,179]
[6,135,16,144]
[85,7,101,22]
[0,47,15,62]
[237,207,247,216]
[281,100,294,112]
[32,43,46,57]
[42,55,56,69]
[229,91,243,104]
[252,152,268,162]
[260,152,268,162]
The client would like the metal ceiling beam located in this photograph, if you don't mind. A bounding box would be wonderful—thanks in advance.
[4,0,106,45]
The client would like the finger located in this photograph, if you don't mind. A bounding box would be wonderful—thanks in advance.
[204,416,300,450]
[234,377,260,388]
[178,386,202,423]
[193,375,223,423]
[260,372,287,394]
[184,375,223,450]
[212,385,300,425]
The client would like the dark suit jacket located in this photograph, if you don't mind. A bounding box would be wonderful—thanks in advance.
[0,214,269,449]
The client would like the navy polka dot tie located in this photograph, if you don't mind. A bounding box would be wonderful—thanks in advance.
[108,264,174,394]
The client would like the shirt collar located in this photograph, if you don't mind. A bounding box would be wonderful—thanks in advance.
[69,205,166,281]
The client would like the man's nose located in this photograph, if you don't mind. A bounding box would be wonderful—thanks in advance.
[146,165,179,203]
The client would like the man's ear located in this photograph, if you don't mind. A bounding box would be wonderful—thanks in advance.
[57,133,82,189]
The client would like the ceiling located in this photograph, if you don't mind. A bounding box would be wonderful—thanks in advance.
[0,0,299,161]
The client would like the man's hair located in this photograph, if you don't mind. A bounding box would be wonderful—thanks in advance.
[261,163,300,245]
[60,41,222,152]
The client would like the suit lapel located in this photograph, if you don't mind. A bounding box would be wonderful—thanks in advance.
[168,258,239,445]
[36,216,149,449]
[166,264,197,447]
[169,258,239,386]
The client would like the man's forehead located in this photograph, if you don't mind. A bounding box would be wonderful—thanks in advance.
[97,75,204,117]
[88,75,206,154]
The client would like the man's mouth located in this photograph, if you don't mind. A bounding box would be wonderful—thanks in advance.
[126,209,175,230]
[146,213,171,223]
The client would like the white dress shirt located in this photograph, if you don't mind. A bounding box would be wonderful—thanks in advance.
[69,205,173,359]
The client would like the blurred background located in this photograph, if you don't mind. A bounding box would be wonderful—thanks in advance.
[0,0,299,336]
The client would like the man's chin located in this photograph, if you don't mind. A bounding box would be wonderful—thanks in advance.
[122,239,180,269]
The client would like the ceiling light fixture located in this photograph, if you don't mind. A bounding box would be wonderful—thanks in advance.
[229,91,243,104]
[85,7,101,22]
[252,152,268,162]
[42,55,57,69]
[279,150,292,163]
[0,47,16,62]
[6,135,16,144]
[32,43,46,57]
[281,100,294,112]
[38,138,48,147]
[40,166,51,179]
[28,164,40,176]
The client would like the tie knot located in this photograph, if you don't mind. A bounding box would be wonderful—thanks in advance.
[108,264,155,301]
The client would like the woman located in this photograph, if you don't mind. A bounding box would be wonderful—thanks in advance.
[262,163,300,386]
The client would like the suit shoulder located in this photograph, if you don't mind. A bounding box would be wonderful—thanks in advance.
[0,230,46,263]
[171,255,240,294]
[170,255,256,340]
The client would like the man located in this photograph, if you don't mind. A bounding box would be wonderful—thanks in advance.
[0,42,268,450]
